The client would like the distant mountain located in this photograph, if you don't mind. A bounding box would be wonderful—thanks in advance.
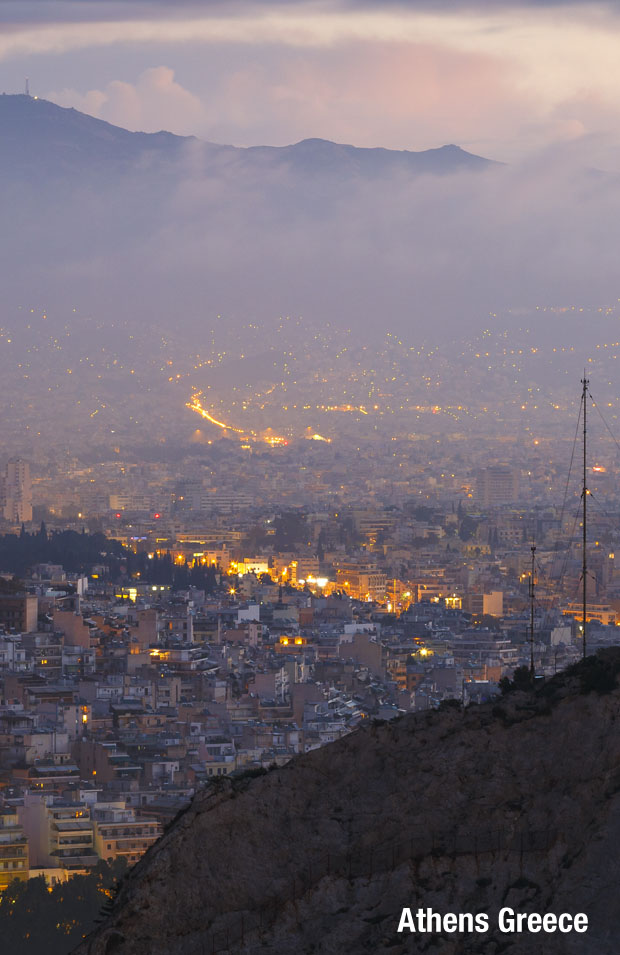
[0,90,520,382]
[245,137,493,178]
[0,93,190,166]
[0,93,494,180]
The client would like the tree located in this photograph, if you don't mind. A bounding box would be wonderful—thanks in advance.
[499,665,534,695]
[272,511,308,549]
[0,861,126,955]
[459,515,479,542]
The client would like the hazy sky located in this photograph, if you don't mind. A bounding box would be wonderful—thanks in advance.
[1,0,620,160]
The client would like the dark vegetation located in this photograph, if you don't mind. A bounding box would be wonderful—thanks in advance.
[563,650,620,695]
[0,860,126,955]
[0,526,124,576]
[272,511,308,550]
[499,665,535,696]
[499,648,620,698]
[0,528,222,593]
[127,551,221,593]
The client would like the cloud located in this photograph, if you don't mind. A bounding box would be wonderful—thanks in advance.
[41,36,615,164]
[48,66,205,134]
[0,0,612,23]
[190,40,533,154]
[7,133,620,341]
[41,42,528,157]
[0,2,612,61]
[5,0,620,163]
[124,150,620,341]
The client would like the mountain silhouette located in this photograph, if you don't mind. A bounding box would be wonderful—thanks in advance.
[0,93,493,181]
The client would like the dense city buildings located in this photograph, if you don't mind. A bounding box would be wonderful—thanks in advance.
[0,411,616,888]
[0,5,619,944]
[1,144,620,912]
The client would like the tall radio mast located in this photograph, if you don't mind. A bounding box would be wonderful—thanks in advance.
[581,374,588,661]
[529,543,536,676]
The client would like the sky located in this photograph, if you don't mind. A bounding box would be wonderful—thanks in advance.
[3,1,620,348]
[1,0,620,161]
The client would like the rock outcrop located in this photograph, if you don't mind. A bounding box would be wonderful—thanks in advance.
[74,654,620,955]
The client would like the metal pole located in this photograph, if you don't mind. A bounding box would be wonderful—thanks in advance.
[582,375,588,661]
[529,544,536,676]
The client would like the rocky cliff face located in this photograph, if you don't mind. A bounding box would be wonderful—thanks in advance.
[74,654,620,955]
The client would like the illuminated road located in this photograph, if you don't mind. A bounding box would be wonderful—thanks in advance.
[186,393,332,445]
[185,393,245,434]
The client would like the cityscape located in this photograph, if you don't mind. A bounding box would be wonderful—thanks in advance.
[0,303,619,947]
[2,0,620,952]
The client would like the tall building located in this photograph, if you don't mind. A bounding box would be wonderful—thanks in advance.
[92,802,161,866]
[475,466,519,507]
[19,793,97,875]
[0,594,39,633]
[335,562,387,601]
[2,458,32,523]
[0,807,29,888]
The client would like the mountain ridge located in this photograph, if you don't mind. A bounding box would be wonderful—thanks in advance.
[0,93,494,177]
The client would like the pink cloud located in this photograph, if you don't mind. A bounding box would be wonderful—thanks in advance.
[45,37,620,163]
[48,66,205,135]
[192,40,537,156]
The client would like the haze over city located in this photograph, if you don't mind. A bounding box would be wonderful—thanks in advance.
[2,0,620,346]
[2,3,620,953]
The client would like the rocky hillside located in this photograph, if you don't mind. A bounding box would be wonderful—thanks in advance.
[74,653,620,955]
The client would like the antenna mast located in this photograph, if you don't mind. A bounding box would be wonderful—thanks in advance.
[25,77,30,97]
[582,374,588,660]
[529,543,536,676]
